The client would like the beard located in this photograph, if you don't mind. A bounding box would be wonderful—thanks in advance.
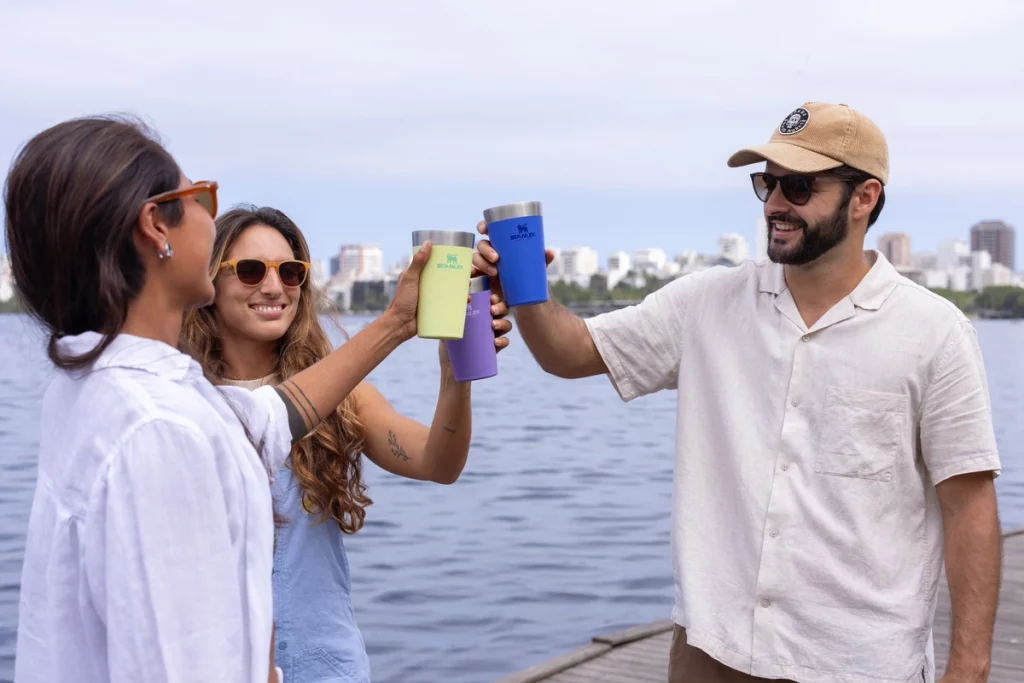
[766,199,850,266]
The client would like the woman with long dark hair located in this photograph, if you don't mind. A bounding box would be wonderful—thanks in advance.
[180,205,512,683]
[3,115,447,683]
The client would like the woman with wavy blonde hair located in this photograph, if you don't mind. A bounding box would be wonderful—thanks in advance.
[181,204,511,683]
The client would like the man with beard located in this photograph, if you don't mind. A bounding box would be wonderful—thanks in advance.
[473,102,1001,682]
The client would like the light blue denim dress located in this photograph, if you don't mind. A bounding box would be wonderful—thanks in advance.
[271,462,371,683]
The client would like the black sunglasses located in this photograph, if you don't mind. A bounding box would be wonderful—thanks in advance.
[750,172,844,206]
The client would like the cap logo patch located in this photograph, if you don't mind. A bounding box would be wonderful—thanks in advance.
[779,107,810,135]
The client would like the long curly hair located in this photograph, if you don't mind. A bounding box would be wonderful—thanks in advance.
[181,204,371,534]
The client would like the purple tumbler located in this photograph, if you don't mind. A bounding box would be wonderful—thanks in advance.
[443,276,498,382]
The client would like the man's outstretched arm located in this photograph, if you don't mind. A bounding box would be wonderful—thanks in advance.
[473,221,607,379]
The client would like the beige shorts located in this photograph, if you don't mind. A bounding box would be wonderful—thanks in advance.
[669,626,797,683]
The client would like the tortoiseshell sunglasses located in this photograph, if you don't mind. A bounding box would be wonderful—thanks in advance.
[219,259,311,287]
[144,180,219,218]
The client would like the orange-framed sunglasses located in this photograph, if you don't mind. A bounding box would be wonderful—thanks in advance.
[144,180,219,218]
[219,259,311,287]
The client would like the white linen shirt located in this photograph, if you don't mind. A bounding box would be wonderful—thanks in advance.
[14,332,292,683]
[585,252,1000,683]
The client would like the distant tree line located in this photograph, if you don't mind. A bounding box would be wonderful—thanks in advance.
[2,283,1021,319]
[549,273,675,304]
[931,286,1024,319]
[551,276,1024,320]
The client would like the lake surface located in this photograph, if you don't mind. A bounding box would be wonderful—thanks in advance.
[0,314,1021,682]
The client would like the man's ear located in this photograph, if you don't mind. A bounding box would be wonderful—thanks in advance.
[850,179,882,224]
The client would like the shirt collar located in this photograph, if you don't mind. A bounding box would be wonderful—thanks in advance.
[58,331,200,381]
[757,250,901,311]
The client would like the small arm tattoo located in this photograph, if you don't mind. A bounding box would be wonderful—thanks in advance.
[388,430,411,462]
[443,425,456,434]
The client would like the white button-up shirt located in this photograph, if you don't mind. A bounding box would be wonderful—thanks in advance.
[585,252,1000,683]
[15,332,291,683]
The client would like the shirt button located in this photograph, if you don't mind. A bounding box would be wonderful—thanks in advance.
[781,464,789,472]
[770,529,780,538]
[801,335,811,342]
[761,599,771,608]
[791,399,799,407]
[279,641,288,651]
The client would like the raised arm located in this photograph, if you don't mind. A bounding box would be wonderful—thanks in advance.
[472,221,607,379]
[353,374,471,485]
[351,295,514,484]
[272,244,431,443]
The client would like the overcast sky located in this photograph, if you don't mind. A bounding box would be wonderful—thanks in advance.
[2,0,1022,266]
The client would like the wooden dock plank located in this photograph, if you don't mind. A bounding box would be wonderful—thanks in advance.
[546,631,671,683]
[498,528,1024,682]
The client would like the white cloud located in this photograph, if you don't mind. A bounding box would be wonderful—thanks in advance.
[1,0,1022,190]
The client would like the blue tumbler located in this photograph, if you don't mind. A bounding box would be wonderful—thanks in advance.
[482,201,549,308]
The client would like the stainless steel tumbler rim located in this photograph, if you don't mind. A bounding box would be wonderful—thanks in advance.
[411,230,476,248]
[483,201,542,224]
[468,275,490,294]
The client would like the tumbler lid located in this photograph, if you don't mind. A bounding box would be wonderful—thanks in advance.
[411,230,476,248]
[483,201,542,224]
[468,275,490,294]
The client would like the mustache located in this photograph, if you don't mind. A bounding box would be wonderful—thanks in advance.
[768,212,807,230]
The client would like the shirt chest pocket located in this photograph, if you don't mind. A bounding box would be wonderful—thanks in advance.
[816,387,909,482]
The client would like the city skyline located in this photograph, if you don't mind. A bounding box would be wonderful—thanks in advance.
[286,197,1024,274]
[312,216,1020,278]
[2,216,1020,308]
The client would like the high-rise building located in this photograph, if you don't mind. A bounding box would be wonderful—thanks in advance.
[336,244,384,282]
[675,251,699,268]
[607,251,631,289]
[877,233,911,267]
[983,263,1014,288]
[633,248,667,274]
[559,247,599,283]
[393,254,412,274]
[948,267,970,292]
[971,250,992,292]
[970,221,1015,271]
[936,238,970,271]
[719,233,749,265]
[607,251,630,273]
[911,252,937,271]
[546,247,563,279]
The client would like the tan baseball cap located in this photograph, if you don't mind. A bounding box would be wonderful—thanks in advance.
[727,102,889,185]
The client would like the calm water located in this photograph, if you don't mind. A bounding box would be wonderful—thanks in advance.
[0,314,1021,682]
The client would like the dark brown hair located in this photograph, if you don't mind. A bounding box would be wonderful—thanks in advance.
[829,164,886,230]
[181,205,372,534]
[3,115,183,369]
